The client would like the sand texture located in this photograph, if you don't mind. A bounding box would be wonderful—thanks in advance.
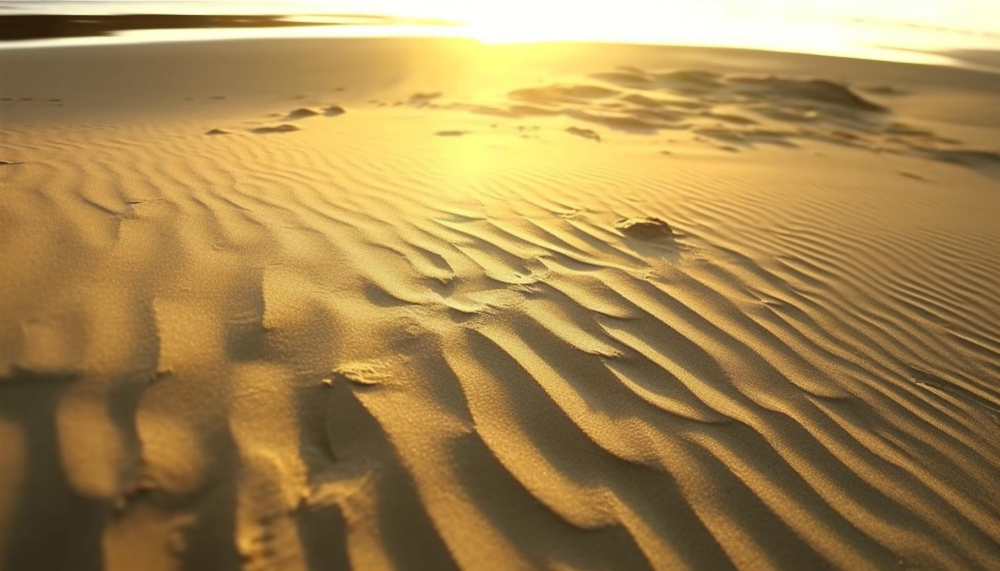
[1,38,999,570]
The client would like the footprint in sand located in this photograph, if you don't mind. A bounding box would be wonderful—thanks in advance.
[436,130,469,137]
[251,124,301,135]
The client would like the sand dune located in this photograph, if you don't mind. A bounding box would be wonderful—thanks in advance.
[250,123,302,134]
[1,38,999,570]
[437,66,1000,177]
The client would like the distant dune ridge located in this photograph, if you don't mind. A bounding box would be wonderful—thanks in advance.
[1,37,999,570]
[449,67,1000,173]
[0,13,455,42]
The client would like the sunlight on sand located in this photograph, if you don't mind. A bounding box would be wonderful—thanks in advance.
[3,27,1000,570]
[2,2,1000,567]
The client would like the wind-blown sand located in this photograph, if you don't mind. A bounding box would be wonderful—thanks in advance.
[1,37,999,570]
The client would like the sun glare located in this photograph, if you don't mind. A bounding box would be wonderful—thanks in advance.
[424,1,968,65]
[289,0,999,64]
[440,2,728,44]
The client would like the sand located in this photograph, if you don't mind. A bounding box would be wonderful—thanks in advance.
[1,37,999,570]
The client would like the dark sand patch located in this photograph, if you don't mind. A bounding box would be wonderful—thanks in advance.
[509,84,619,105]
[564,110,659,133]
[410,92,443,102]
[0,13,444,42]
[727,76,886,112]
[287,107,321,120]
[566,127,601,141]
[620,94,666,107]
[701,112,757,125]
[251,124,301,134]
[324,105,346,117]
[864,85,908,95]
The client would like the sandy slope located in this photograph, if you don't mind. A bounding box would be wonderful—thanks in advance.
[1,38,999,570]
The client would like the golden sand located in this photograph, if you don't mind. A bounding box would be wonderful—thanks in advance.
[1,38,999,569]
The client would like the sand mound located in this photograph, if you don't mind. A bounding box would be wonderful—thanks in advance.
[323,105,346,117]
[287,107,321,120]
[250,123,300,134]
[615,217,674,239]
[917,148,1000,171]
[655,70,724,89]
[410,91,442,102]
[566,126,601,141]
[509,84,620,105]
[439,65,998,177]
[727,76,886,111]
[620,93,666,107]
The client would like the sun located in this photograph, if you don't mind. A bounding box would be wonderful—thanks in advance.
[456,3,592,44]
[437,1,731,46]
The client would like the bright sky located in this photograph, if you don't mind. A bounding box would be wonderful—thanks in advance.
[321,0,1000,53]
[308,0,1000,36]
[11,0,1000,33]
[7,1,999,59]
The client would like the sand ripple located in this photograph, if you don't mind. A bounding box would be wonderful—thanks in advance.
[1,65,999,570]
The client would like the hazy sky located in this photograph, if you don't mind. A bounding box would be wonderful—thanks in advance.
[349,0,1000,32]
[8,0,1000,33]
[5,0,997,58]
